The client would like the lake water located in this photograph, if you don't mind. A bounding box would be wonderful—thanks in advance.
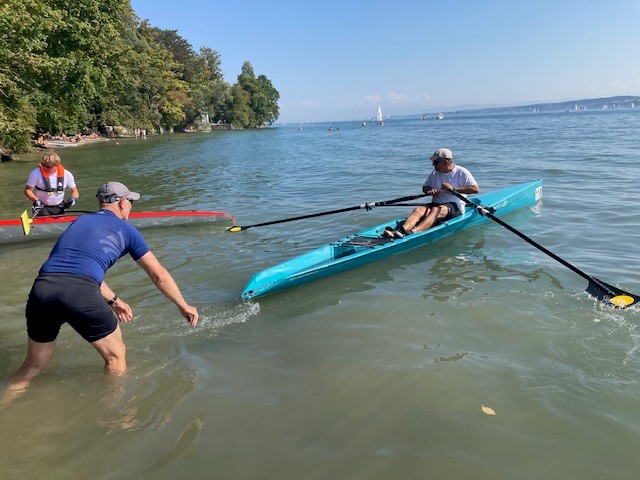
[1,110,640,479]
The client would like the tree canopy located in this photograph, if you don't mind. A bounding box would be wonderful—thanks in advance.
[0,1,280,151]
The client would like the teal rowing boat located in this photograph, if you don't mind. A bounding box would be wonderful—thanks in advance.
[242,180,543,299]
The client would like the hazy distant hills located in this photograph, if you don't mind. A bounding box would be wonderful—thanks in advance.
[413,95,640,117]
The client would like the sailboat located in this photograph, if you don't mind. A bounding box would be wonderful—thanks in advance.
[376,105,384,125]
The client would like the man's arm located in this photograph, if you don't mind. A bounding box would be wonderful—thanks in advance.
[24,186,38,203]
[135,251,199,326]
[447,183,479,194]
[100,281,133,322]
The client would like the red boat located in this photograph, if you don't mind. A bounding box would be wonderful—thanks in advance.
[0,210,235,244]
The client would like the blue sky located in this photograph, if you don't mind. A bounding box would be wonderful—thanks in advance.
[130,0,640,123]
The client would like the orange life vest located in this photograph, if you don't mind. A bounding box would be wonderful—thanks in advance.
[37,164,65,195]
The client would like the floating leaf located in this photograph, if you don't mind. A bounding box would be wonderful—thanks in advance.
[481,405,496,415]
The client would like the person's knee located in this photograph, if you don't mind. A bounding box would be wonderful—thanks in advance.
[411,206,427,216]
[92,332,127,374]
[103,344,126,372]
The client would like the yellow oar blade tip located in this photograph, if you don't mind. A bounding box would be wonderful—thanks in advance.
[609,295,635,308]
[227,226,242,233]
[20,210,32,236]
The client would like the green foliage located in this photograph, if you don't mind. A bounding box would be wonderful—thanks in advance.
[226,85,254,129]
[227,62,280,128]
[0,1,280,151]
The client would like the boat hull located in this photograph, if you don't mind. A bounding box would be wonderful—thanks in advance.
[242,180,542,299]
[0,210,235,244]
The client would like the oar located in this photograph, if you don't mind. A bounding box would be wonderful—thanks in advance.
[20,208,95,235]
[449,188,639,308]
[377,202,429,207]
[227,193,428,232]
[20,208,42,235]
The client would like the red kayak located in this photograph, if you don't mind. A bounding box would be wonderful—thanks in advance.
[0,210,235,244]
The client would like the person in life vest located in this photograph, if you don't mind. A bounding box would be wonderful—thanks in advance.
[24,152,80,216]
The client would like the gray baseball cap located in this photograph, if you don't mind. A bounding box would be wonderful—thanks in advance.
[96,182,141,203]
[430,148,454,161]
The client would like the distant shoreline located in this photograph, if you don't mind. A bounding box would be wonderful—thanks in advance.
[36,137,111,149]
[417,94,640,118]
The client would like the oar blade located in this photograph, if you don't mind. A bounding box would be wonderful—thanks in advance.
[587,278,640,308]
[20,210,32,236]
[227,225,244,233]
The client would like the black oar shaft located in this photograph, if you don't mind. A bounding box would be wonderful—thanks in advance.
[239,204,368,230]
[232,193,428,231]
[448,188,640,304]
[481,208,593,283]
[450,189,594,282]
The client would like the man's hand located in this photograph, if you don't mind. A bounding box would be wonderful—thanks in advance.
[32,200,43,214]
[180,305,199,327]
[111,298,133,323]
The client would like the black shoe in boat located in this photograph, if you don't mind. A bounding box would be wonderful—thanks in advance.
[383,226,396,238]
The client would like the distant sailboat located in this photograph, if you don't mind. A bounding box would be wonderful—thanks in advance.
[377,105,384,125]
[436,113,444,120]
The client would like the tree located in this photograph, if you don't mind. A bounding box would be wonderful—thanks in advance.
[0,2,280,151]
[255,75,280,125]
[234,61,280,127]
[199,47,223,82]
[225,85,254,129]
[0,0,60,149]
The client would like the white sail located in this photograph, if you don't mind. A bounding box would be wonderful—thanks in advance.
[376,106,383,122]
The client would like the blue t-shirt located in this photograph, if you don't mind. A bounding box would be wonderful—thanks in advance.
[39,210,150,284]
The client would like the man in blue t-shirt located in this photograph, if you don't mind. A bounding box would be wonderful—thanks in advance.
[6,182,199,398]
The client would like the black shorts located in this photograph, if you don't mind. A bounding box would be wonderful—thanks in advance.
[427,202,462,223]
[26,273,117,343]
[38,203,67,216]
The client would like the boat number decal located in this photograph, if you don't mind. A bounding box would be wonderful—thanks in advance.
[535,186,542,201]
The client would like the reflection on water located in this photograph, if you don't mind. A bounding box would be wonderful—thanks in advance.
[96,356,199,434]
[141,417,204,476]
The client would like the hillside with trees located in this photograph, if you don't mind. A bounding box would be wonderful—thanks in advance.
[0,0,280,152]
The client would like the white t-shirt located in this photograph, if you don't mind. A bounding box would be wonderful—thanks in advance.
[423,165,477,214]
[26,168,76,205]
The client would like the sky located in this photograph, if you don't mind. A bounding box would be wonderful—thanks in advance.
[130,0,640,123]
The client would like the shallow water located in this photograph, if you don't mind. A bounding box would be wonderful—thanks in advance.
[1,110,640,479]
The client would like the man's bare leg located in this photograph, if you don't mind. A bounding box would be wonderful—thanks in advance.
[2,338,56,404]
[410,205,448,234]
[402,206,428,232]
[91,324,127,375]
